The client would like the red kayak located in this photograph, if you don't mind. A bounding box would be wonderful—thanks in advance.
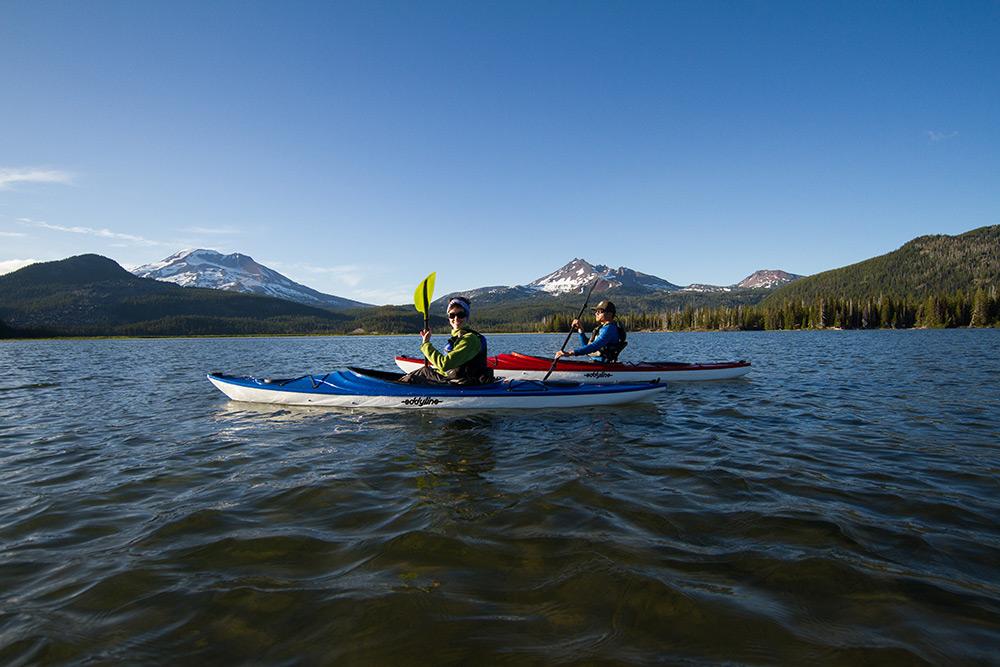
[395,352,751,382]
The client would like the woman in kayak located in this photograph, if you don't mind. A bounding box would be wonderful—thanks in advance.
[554,300,628,363]
[401,296,495,385]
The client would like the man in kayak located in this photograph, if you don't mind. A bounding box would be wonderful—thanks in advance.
[401,296,495,385]
[554,300,628,363]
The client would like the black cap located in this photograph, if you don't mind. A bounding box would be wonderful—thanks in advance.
[592,300,616,314]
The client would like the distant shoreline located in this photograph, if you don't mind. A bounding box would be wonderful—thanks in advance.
[4,326,996,343]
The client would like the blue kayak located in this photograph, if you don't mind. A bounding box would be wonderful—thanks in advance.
[208,367,665,409]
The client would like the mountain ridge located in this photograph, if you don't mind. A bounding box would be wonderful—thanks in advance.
[133,249,372,310]
[0,254,352,335]
[127,250,800,309]
[434,258,801,307]
[3,225,994,337]
[528,258,681,295]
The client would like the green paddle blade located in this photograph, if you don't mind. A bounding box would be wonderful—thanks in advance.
[413,272,436,316]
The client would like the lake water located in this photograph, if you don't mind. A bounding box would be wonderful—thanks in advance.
[1,330,998,664]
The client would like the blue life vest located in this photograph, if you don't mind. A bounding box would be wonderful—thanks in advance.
[589,322,628,362]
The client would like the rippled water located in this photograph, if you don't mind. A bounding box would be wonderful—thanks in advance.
[1,330,998,664]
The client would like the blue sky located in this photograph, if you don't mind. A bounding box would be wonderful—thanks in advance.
[2,1,998,304]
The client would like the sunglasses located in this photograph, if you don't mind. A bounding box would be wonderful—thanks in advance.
[448,312,467,319]
[594,309,605,314]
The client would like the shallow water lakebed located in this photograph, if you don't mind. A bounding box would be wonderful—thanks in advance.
[1,330,998,663]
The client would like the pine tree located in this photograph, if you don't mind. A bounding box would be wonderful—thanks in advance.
[921,295,941,328]
[970,288,989,327]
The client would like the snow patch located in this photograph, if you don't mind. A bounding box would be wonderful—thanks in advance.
[132,249,371,308]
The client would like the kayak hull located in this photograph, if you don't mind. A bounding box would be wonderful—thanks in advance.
[395,352,751,382]
[208,368,665,409]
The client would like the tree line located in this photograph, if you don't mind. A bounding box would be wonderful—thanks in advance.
[5,287,997,338]
[539,287,1000,332]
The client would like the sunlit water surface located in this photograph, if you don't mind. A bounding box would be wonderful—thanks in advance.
[1,330,998,664]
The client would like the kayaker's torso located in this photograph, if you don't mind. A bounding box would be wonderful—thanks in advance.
[421,326,495,384]
[575,321,628,362]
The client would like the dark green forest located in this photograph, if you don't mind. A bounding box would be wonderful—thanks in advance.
[594,288,1000,332]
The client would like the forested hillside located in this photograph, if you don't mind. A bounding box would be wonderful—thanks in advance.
[0,255,351,336]
[764,225,1000,303]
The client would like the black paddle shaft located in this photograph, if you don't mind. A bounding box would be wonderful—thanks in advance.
[423,281,430,366]
[542,277,601,382]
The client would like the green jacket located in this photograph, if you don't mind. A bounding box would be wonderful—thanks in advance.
[420,327,483,377]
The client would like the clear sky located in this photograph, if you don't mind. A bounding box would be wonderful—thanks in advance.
[1,1,998,304]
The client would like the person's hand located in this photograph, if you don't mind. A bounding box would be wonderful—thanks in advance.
[570,318,582,332]
[420,329,431,344]
[555,350,571,359]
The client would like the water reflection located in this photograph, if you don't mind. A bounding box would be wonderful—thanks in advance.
[213,401,329,422]
[411,415,502,521]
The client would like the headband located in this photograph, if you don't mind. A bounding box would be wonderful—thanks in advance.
[447,297,471,318]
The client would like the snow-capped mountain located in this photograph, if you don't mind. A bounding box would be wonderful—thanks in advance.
[681,270,803,292]
[528,258,680,295]
[680,283,733,293]
[450,285,540,302]
[736,269,802,289]
[132,249,372,309]
[435,258,803,307]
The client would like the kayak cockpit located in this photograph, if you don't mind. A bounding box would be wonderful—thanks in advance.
[346,367,578,390]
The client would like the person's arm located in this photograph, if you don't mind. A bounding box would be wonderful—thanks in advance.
[421,332,481,373]
[555,322,590,358]
[571,324,617,356]
[571,319,589,347]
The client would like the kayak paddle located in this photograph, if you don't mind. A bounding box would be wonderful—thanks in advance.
[413,272,436,366]
[542,276,601,382]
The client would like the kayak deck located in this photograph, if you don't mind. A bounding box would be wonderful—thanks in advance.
[395,352,751,382]
[208,368,666,409]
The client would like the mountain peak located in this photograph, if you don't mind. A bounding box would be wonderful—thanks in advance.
[133,249,372,309]
[736,269,802,289]
[529,258,679,295]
